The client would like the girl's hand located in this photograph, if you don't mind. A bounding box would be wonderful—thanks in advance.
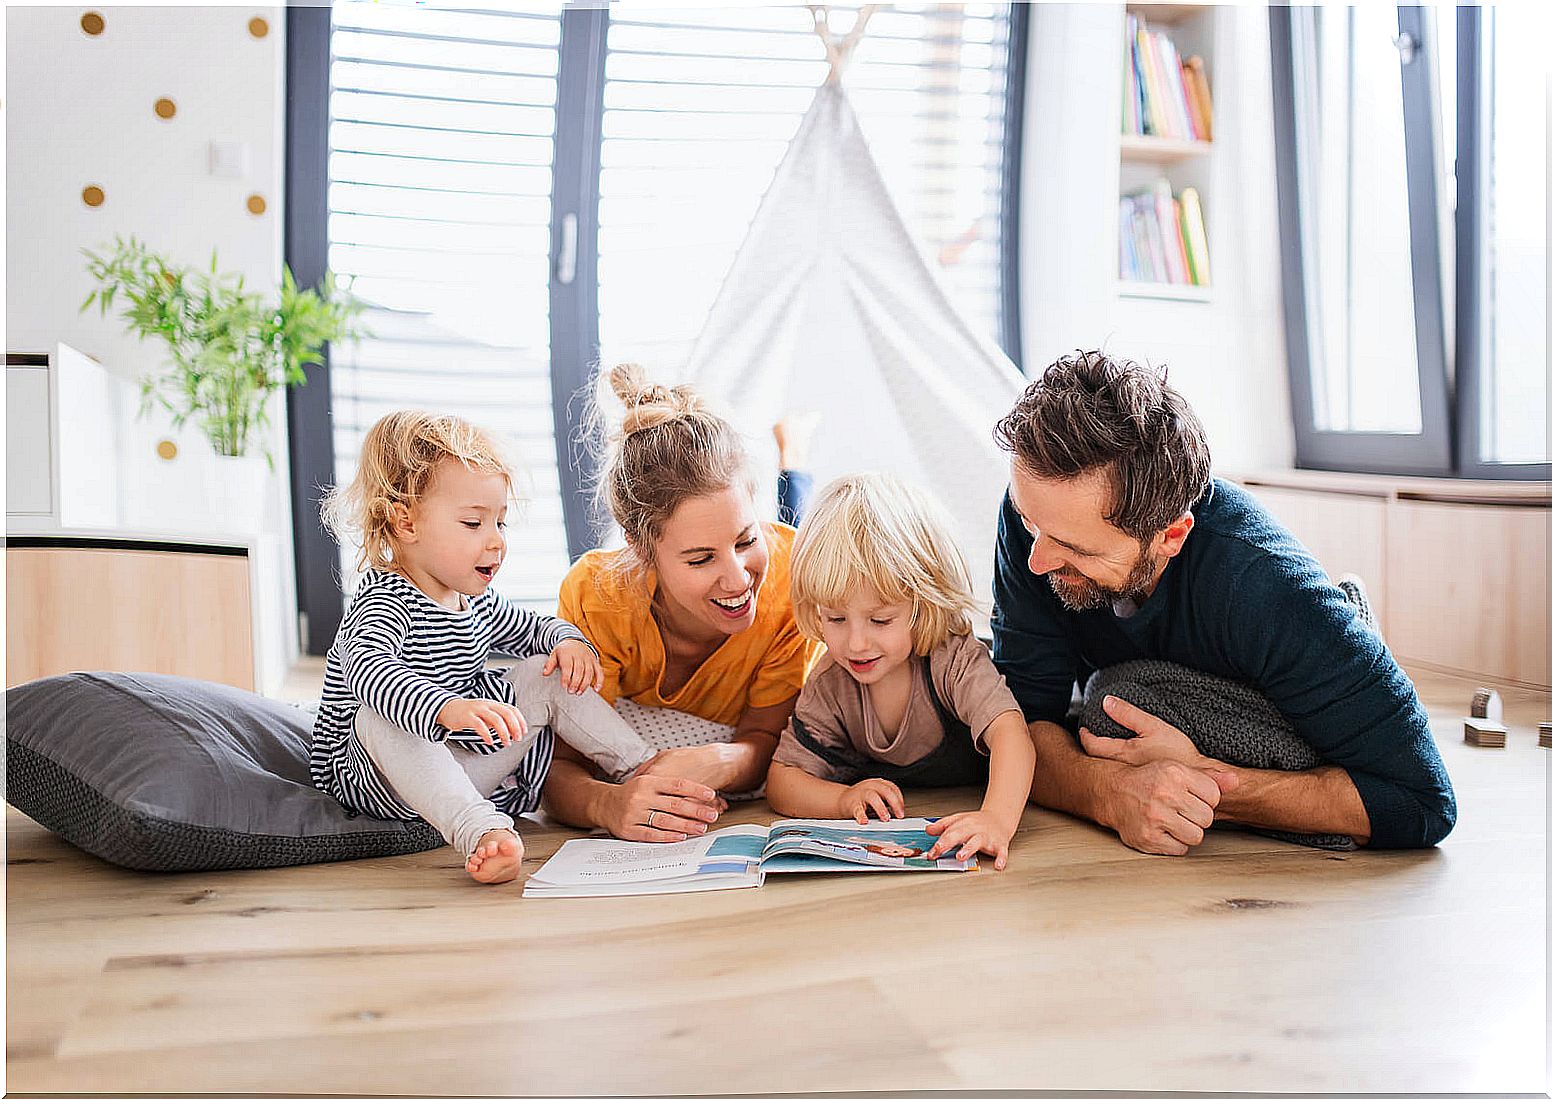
[597,774,725,842]
[437,697,527,748]
[838,778,905,824]
[543,638,603,694]
[925,810,1018,870]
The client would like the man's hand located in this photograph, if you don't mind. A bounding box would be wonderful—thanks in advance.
[1079,694,1205,767]
[1102,760,1240,855]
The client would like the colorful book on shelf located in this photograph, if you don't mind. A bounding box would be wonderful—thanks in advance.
[1122,14,1142,134]
[522,818,977,898]
[1183,56,1214,141]
[1179,186,1212,286]
[1157,31,1196,141]
[1133,19,1164,136]
[1119,181,1209,287]
[1122,17,1213,143]
[1151,180,1189,283]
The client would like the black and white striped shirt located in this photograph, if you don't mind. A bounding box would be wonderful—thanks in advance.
[310,569,586,820]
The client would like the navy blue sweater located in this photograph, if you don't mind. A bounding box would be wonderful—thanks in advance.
[990,478,1455,849]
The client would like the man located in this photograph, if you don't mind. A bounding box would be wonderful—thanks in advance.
[991,350,1455,854]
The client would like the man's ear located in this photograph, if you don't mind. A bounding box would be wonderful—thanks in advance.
[1152,511,1195,561]
[388,501,418,545]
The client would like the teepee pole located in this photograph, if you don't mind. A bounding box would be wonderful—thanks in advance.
[809,5,881,84]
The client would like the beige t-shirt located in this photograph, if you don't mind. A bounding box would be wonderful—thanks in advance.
[772,631,1021,782]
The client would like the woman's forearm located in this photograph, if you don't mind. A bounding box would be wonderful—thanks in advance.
[541,756,612,830]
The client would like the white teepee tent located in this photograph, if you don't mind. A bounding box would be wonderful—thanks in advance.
[678,12,1028,600]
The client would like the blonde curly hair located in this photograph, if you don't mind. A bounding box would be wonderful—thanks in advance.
[321,410,517,573]
[790,472,979,655]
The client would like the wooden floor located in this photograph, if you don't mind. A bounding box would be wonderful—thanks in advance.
[6,664,1547,1095]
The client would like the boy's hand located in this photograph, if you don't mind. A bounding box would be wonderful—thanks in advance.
[838,778,905,824]
[925,810,1018,870]
[543,638,603,694]
[437,697,527,748]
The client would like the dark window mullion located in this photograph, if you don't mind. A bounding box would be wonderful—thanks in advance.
[285,5,346,655]
[548,7,610,558]
[998,0,1028,371]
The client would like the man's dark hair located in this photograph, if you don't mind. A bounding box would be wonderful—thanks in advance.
[993,349,1212,541]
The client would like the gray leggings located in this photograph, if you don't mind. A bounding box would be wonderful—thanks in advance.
[354,655,656,858]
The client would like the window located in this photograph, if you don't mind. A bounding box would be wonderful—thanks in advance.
[1457,5,1548,475]
[286,4,1027,651]
[1272,6,1547,480]
[1271,6,1450,474]
[596,5,1019,369]
[324,3,572,613]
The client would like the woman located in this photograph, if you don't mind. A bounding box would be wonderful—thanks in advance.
[545,364,822,841]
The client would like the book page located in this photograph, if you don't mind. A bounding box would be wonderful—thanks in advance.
[527,824,768,887]
[761,818,976,871]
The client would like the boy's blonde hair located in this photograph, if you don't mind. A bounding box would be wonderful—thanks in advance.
[790,473,979,655]
[322,410,517,572]
[590,362,755,576]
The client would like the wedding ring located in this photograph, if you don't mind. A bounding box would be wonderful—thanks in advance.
[646,809,658,829]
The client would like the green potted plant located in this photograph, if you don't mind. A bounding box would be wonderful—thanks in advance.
[82,235,363,465]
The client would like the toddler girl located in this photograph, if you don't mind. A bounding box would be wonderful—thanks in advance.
[311,411,659,883]
[765,473,1037,869]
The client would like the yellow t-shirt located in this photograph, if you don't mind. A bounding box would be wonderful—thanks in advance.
[557,522,820,727]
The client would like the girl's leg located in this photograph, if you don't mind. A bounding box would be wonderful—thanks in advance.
[776,469,813,528]
[503,655,655,779]
[353,706,531,859]
[772,414,819,526]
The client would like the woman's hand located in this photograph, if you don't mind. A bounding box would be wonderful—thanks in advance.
[543,638,604,694]
[636,743,747,793]
[436,697,527,747]
[838,778,905,824]
[594,774,726,842]
[925,809,1018,870]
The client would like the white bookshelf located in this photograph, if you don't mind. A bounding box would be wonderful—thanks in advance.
[1118,2,1216,300]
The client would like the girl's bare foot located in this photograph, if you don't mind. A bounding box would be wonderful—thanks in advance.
[772,412,820,470]
[465,829,524,884]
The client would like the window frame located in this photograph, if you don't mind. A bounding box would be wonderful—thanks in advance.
[1269,5,1453,477]
[285,5,1029,653]
[1452,6,1549,481]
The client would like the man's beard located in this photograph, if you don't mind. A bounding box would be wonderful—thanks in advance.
[1046,549,1160,612]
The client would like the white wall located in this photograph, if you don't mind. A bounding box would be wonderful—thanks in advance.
[6,5,297,676]
[1019,3,1295,474]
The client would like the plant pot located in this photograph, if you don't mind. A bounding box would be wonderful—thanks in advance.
[203,453,269,536]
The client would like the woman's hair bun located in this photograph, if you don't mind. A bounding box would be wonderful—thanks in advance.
[609,362,704,436]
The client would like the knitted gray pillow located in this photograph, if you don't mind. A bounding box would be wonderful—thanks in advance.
[1082,660,1356,851]
[5,671,443,871]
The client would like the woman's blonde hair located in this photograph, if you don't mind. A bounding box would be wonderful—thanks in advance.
[790,472,979,655]
[321,410,517,572]
[590,362,755,574]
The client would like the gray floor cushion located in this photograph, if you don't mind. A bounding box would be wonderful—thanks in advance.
[5,671,443,871]
[1082,660,1357,851]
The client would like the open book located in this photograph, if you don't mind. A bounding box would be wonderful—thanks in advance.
[523,817,976,898]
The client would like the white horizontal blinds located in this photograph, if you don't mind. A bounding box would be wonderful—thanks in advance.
[597,4,1014,371]
[327,1,571,612]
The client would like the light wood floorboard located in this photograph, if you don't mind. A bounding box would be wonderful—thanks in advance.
[7,665,1547,1094]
